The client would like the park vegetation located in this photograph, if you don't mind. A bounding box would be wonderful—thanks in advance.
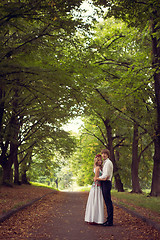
[0,0,160,196]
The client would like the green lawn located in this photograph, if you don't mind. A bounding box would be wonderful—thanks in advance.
[111,190,160,214]
[31,182,58,190]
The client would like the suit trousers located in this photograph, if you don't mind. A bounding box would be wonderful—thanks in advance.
[101,180,113,224]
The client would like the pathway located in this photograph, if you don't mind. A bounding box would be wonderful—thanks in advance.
[0,191,160,239]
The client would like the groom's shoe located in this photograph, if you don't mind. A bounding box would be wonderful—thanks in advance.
[103,221,113,227]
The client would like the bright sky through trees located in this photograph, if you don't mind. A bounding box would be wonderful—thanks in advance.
[62,117,84,133]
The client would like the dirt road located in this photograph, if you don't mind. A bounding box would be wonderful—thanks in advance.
[0,191,160,240]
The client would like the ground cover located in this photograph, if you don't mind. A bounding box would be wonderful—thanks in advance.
[112,191,160,224]
[1,184,160,226]
[0,183,54,216]
[0,189,160,240]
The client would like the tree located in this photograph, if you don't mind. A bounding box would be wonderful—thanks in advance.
[76,18,154,192]
[72,124,103,186]
[101,0,160,196]
[0,0,89,185]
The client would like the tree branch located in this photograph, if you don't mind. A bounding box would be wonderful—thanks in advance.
[138,140,154,162]
[82,127,107,147]
[95,88,149,134]
[0,24,51,62]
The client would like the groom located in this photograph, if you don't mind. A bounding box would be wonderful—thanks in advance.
[94,149,113,226]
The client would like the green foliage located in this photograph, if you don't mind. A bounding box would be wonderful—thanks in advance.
[0,0,158,193]
[95,0,160,196]
[106,0,160,30]
[112,191,160,214]
[0,0,90,184]
[70,120,105,186]
[27,131,76,185]
[72,17,155,190]
[58,167,73,190]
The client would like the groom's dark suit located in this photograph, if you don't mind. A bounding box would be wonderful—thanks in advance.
[101,180,113,224]
[100,158,113,225]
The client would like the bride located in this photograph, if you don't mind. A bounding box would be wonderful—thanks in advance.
[84,154,106,224]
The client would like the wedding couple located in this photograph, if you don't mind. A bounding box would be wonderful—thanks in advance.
[85,149,113,226]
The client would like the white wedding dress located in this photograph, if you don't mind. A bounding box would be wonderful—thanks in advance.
[84,169,104,224]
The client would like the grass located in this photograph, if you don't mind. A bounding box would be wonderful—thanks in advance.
[13,202,27,209]
[112,190,160,214]
[30,182,58,190]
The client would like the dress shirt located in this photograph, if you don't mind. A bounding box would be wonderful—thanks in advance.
[99,158,113,181]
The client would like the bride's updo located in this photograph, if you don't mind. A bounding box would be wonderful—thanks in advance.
[94,154,102,169]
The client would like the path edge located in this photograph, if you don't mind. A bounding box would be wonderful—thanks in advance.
[113,201,160,232]
[0,191,57,224]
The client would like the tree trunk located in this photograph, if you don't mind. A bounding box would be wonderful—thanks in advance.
[151,138,160,196]
[21,171,31,184]
[104,118,124,192]
[55,178,58,189]
[0,86,9,181]
[2,158,13,186]
[150,16,160,196]
[20,146,33,184]
[11,87,21,185]
[13,143,20,185]
[0,87,5,133]
[131,123,142,193]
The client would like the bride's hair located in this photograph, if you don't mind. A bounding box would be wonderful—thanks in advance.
[94,154,102,169]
